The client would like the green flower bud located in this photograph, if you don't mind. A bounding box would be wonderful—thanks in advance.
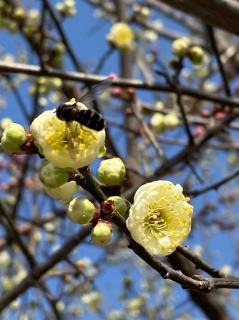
[188,46,205,65]
[164,112,179,130]
[44,181,78,204]
[108,196,128,216]
[154,101,164,110]
[91,221,112,246]
[13,7,25,19]
[98,158,126,186]
[172,37,191,57]
[67,198,96,224]
[150,113,165,133]
[0,123,26,153]
[0,118,13,129]
[39,162,70,188]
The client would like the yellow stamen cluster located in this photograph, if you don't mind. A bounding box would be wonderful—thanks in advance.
[44,118,97,154]
[143,203,167,237]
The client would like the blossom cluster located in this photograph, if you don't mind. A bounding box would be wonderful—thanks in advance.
[0,100,193,255]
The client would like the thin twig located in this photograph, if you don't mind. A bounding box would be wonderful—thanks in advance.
[188,168,239,197]
[206,25,231,97]
[0,61,239,106]
[0,201,36,268]
[42,0,84,71]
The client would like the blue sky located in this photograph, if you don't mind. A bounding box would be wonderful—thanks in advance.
[1,1,239,319]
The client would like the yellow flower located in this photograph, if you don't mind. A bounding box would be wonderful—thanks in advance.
[30,108,105,169]
[107,22,134,50]
[126,181,193,256]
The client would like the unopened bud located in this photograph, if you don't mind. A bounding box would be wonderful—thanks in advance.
[67,198,95,224]
[13,7,25,19]
[0,123,26,154]
[39,162,70,188]
[108,196,128,216]
[98,158,126,186]
[0,118,13,129]
[164,112,179,129]
[188,46,205,65]
[91,221,112,246]
[172,37,191,57]
[150,113,165,133]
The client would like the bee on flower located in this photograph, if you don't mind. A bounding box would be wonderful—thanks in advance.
[30,104,106,169]
[126,181,193,256]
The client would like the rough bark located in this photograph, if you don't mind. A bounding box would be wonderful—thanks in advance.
[158,0,239,34]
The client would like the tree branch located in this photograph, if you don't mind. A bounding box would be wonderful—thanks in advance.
[1,61,239,107]
[158,0,239,34]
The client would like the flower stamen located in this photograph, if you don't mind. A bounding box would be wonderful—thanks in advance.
[143,205,167,237]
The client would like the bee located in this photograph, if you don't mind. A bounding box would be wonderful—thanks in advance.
[56,78,112,131]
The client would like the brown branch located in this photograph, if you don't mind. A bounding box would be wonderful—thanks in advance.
[125,112,239,201]
[168,253,231,320]
[72,169,239,293]
[42,0,84,72]
[177,246,225,278]
[0,201,36,268]
[38,283,63,320]
[157,0,239,34]
[0,226,91,312]
[131,99,164,158]
[206,25,231,97]
[1,61,239,107]
[188,168,239,197]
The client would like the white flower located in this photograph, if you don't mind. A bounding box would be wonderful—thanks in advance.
[126,181,193,256]
[30,108,105,169]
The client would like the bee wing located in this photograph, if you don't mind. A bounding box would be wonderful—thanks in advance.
[79,77,112,108]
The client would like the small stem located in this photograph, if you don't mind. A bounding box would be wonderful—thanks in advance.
[77,167,106,203]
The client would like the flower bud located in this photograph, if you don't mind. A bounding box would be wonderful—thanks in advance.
[91,221,112,246]
[98,158,126,186]
[164,112,179,130]
[0,123,26,154]
[67,197,95,224]
[39,162,70,188]
[0,118,13,130]
[107,22,134,50]
[154,101,164,110]
[133,5,150,21]
[188,46,205,65]
[150,113,165,133]
[13,7,25,19]
[108,196,128,216]
[44,181,78,204]
[172,37,191,57]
